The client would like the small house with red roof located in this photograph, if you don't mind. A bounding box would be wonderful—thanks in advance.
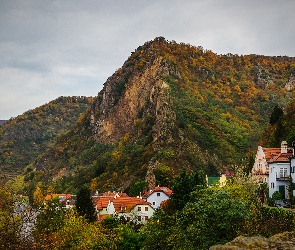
[268,141,293,199]
[44,194,76,209]
[253,141,294,199]
[94,196,154,223]
[142,186,173,209]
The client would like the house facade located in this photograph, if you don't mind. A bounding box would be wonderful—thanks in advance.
[253,141,294,199]
[142,186,173,209]
[94,196,154,223]
[289,156,295,197]
[252,146,283,184]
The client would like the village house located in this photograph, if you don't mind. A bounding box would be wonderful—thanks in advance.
[93,196,154,223]
[44,193,76,209]
[253,141,295,199]
[141,186,173,209]
[207,170,234,187]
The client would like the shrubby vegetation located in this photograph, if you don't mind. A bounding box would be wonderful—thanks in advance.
[141,169,295,250]
[2,169,295,249]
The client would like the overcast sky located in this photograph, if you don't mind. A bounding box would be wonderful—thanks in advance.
[1,0,295,120]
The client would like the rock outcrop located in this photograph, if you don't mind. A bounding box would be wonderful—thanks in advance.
[91,56,176,146]
[210,232,295,250]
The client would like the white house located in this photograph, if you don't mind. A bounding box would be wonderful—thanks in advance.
[265,141,293,199]
[289,156,295,197]
[94,196,154,223]
[142,186,173,209]
[252,145,284,184]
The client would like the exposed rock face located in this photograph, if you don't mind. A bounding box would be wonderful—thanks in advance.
[91,56,177,147]
[145,160,158,190]
[210,232,295,250]
[285,74,295,91]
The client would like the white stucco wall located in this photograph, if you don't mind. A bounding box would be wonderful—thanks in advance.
[146,191,169,209]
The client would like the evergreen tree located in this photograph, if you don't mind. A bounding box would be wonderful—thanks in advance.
[76,185,96,222]
[170,168,206,211]
[269,105,283,125]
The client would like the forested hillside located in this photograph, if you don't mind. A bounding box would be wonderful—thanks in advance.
[9,37,295,195]
[262,100,295,147]
[0,96,93,180]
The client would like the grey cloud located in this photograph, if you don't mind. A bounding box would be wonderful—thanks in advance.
[0,0,295,119]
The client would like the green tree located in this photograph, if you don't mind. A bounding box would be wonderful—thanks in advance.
[0,186,22,250]
[34,197,65,235]
[269,105,284,125]
[33,185,44,208]
[34,210,118,250]
[180,189,251,249]
[76,185,96,222]
[170,168,206,210]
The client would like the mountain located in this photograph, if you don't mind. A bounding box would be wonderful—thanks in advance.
[18,37,295,194]
[0,96,93,180]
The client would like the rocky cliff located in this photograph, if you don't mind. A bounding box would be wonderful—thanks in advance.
[210,231,295,250]
[90,56,176,148]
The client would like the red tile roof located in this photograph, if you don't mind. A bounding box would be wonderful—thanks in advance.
[101,191,129,197]
[94,196,151,213]
[44,193,71,201]
[142,186,173,199]
[262,147,293,163]
[220,170,234,177]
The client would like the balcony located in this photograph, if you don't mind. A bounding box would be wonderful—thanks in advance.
[276,174,291,181]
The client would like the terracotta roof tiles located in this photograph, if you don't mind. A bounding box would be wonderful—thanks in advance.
[142,186,173,199]
[94,196,151,213]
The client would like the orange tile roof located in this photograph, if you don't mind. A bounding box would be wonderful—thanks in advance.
[101,191,129,197]
[142,186,173,199]
[94,196,151,213]
[44,193,71,201]
[262,147,293,163]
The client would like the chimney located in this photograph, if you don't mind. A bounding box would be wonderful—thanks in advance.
[281,141,288,153]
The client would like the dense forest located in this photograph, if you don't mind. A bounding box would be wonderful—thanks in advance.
[0,96,93,181]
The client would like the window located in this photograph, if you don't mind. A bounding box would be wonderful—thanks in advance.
[152,201,156,206]
[145,216,148,221]
[138,206,141,211]
[292,166,295,173]
[271,182,274,188]
[157,193,160,197]
[138,216,141,221]
[127,217,131,221]
[145,206,148,211]
[279,167,288,178]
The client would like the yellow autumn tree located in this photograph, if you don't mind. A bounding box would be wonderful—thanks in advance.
[33,185,44,208]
